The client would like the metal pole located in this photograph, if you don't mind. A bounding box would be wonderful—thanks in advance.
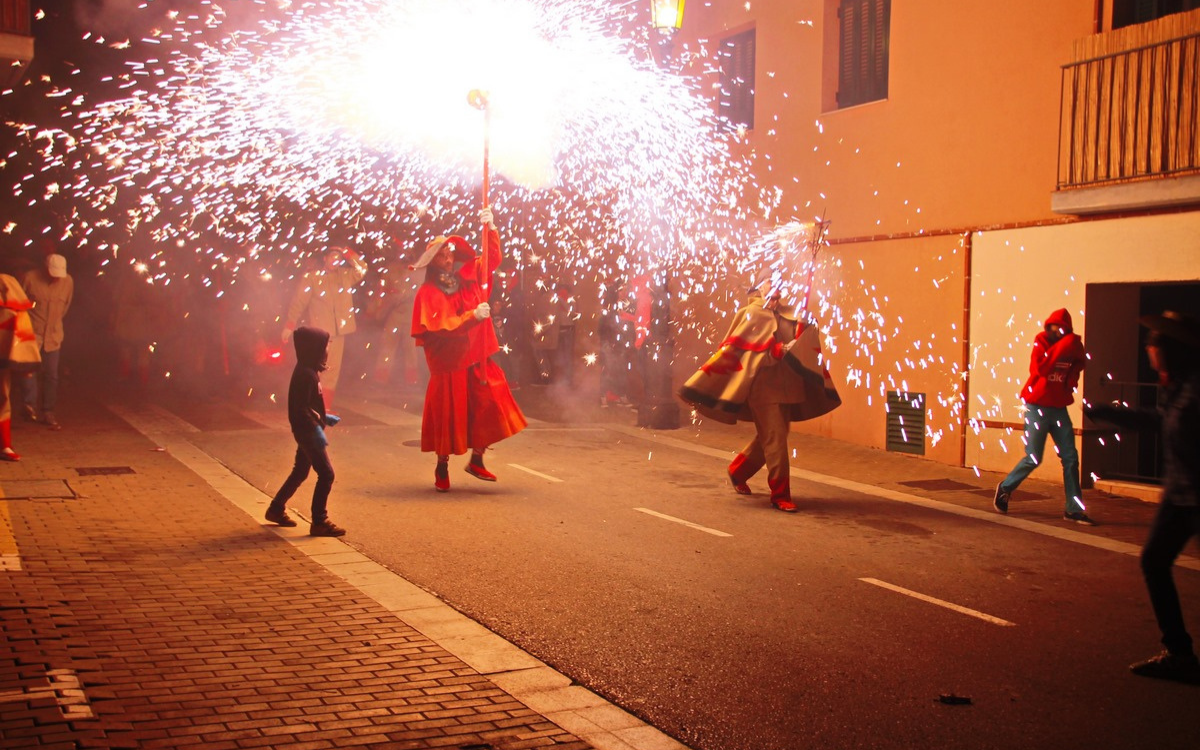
[468,89,492,298]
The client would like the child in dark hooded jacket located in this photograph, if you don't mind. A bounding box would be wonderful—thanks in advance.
[265,326,346,537]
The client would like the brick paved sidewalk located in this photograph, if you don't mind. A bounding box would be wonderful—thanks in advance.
[0,396,594,750]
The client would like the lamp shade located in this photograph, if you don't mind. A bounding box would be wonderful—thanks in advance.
[650,0,685,32]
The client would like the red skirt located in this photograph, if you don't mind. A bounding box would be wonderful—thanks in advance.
[421,359,527,455]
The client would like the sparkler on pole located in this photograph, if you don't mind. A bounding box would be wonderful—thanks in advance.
[467,88,492,297]
[801,217,830,316]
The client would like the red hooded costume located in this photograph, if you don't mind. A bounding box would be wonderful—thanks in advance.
[1020,308,1086,408]
[411,227,526,456]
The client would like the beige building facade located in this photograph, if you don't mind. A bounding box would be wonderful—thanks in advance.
[668,1,1200,491]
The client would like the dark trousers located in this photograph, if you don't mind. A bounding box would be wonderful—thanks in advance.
[23,346,61,414]
[553,325,576,386]
[270,442,335,523]
[1141,502,1200,656]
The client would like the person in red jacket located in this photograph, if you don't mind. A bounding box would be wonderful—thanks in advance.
[410,207,526,492]
[993,308,1095,524]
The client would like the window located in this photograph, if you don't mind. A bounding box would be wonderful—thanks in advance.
[837,0,890,108]
[1112,0,1200,29]
[718,29,755,129]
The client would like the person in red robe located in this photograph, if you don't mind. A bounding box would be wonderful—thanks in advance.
[410,207,527,492]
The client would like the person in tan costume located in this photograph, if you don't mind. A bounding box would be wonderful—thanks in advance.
[282,246,367,409]
[679,284,840,512]
[0,274,42,461]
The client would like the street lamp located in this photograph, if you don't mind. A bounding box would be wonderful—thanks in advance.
[650,0,686,34]
[650,0,685,68]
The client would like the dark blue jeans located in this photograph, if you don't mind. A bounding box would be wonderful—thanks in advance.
[270,442,335,523]
[999,405,1085,514]
[1141,502,1200,656]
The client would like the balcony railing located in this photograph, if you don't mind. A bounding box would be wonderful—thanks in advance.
[0,0,29,35]
[1058,30,1200,189]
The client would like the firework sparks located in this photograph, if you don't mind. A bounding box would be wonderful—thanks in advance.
[7,0,776,296]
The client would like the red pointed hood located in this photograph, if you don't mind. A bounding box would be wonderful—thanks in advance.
[1045,308,1073,334]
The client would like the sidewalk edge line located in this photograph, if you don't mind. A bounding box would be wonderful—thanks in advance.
[109,403,694,750]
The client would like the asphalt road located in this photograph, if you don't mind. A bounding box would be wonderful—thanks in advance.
[157,384,1200,750]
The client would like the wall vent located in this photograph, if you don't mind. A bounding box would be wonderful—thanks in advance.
[886,391,926,455]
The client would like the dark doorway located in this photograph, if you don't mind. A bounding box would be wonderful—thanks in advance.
[1083,280,1200,485]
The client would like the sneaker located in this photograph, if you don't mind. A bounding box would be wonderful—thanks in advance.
[993,484,1010,514]
[1064,511,1097,526]
[43,413,62,431]
[466,461,497,482]
[435,462,450,492]
[20,404,38,423]
[309,520,346,537]
[1130,651,1200,683]
[265,507,297,527]
[771,497,798,513]
[728,471,752,495]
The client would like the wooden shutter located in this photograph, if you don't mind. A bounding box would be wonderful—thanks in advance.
[838,0,890,108]
[719,29,756,129]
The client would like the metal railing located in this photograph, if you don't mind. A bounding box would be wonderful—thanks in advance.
[1092,379,1163,485]
[0,0,29,36]
[1058,31,1200,189]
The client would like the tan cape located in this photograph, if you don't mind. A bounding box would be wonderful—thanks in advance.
[678,293,840,424]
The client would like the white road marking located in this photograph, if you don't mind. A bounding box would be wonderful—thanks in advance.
[508,463,564,483]
[860,577,1015,627]
[634,508,733,538]
[608,424,1200,572]
[112,404,690,750]
[148,404,201,432]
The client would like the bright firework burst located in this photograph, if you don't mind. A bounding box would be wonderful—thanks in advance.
[5,0,779,301]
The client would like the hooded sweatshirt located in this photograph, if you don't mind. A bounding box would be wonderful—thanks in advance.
[1020,308,1086,408]
[288,326,329,443]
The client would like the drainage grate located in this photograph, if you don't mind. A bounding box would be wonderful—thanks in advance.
[73,466,135,476]
[0,480,76,500]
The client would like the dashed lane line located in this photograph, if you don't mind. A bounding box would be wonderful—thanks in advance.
[860,577,1016,627]
[508,463,564,483]
[608,424,1200,572]
[634,508,733,537]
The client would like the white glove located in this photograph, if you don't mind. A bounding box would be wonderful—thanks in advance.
[473,302,491,320]
[479,207,495,228]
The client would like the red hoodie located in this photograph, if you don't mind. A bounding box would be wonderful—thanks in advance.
[1020,308,1086,407]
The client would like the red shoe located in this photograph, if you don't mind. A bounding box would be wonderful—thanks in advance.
[0,448,19,462]
[465,460,497,482]
[767,476,795,512]
[435,462,450,492]
[728,471,752,495]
